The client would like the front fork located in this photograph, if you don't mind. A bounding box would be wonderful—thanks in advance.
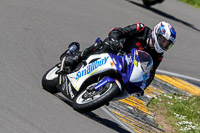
[56,56,67,92]
[58,56,66,85]
[56,56,75,100]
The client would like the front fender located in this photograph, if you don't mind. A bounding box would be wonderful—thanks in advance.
[94,76,122,92]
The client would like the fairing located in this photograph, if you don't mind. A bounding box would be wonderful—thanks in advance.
[67,53,117,91]
[109,48,152,93]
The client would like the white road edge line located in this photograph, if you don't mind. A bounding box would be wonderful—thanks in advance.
[101,106,134,133]
[157,69,200,82]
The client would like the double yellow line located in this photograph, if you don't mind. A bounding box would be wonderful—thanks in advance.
[110,110,148,133]
[155,74,200,96]
[119,96,150,115]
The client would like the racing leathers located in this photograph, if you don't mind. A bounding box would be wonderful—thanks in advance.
[106,23,164,88]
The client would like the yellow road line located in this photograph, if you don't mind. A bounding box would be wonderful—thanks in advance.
[120,99,149,114]
[118,117,145,133]
[145,88,157,96]
[171,77,200,95]
[155,74,200,96]
[126,97,147,108]
[121,98,148,111]
[110,110,148,133]
[144,90,156,98]
[146,86,163,94]
[129,96,145,105]
[119,99,150,115]
[144,87,163,98]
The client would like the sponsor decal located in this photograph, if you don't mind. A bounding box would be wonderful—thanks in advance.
[76,56,109,80]
[134,59,138,67]
[134,51,138,67]
[125,55,132,65]
[112,58,117,64]
[140,82,146,90]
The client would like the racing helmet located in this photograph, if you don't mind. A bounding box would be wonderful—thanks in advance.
[152,21,176,53]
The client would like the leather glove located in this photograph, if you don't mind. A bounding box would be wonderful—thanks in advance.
[110,38,121,51]
[105,37,121,52]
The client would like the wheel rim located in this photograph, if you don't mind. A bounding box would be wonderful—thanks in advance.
[76,83,112,104]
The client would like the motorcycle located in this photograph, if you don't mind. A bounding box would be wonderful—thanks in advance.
[142,0,165,7]
[42,38,153,113]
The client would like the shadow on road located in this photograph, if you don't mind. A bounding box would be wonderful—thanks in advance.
[126,0,200,32]
[54,93,73,106]
[54,94,131,133]
[83,111,132,133]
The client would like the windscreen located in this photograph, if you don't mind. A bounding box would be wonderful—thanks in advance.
[138,50,153,75]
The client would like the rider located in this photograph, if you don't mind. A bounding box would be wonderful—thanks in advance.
[61,21,176,91]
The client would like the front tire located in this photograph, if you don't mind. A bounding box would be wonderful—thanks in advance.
[42,63,60,94]
[73,81,120,113]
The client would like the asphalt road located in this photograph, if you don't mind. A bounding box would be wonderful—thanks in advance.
[0,0,199,133]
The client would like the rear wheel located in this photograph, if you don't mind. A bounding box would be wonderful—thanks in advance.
[73,78,120,113]
[42,63,60,94]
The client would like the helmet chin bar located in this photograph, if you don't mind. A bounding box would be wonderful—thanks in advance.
[152,29,164,53]
[154,41,164,53]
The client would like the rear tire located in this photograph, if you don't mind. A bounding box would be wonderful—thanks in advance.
[73,81,120,113]
[42,64,60,94]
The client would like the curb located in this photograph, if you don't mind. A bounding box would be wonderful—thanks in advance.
[104,74,200,133]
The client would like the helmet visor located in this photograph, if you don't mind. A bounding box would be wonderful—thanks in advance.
[157,35,173,51]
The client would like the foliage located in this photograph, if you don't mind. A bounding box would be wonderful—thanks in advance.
[179,0,200,8]
[148,94,200,132]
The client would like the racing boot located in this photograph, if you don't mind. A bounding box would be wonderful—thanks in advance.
[60,42,81,73]
[60,42,80,60]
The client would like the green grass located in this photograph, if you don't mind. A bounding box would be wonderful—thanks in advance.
[178,0,200,8]
[148,94,200,132]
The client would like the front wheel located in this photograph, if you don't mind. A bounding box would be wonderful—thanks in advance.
[42,63,60,94]
[73,81,120,113]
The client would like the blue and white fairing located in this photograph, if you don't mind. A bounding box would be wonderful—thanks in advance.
[109,48,152,93]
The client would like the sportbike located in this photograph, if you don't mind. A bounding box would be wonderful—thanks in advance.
[42,38,153,112]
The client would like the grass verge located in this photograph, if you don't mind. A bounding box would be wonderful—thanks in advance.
[178,0,200,9]
[148,94,200,132]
